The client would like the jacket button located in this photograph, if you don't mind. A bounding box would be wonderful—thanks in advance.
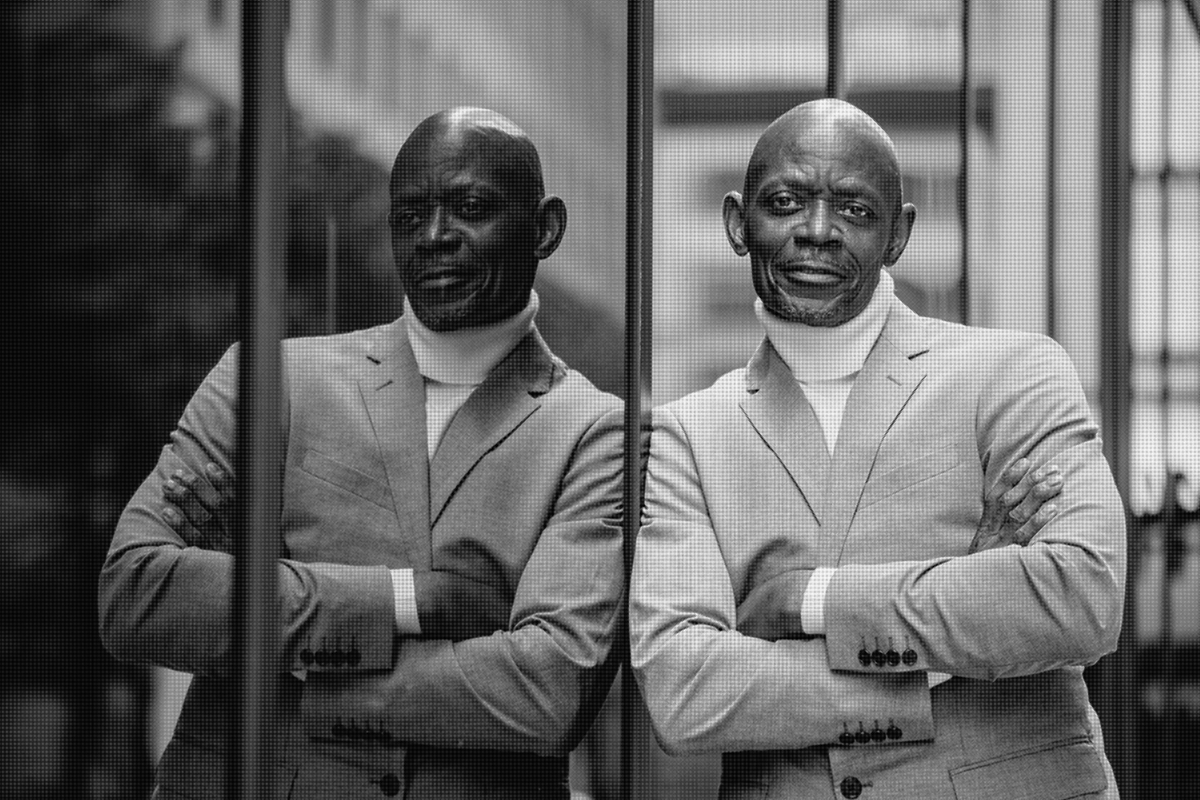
[378,772,401,796]
[315,650,330,667]
[858,649,872,667]
[871,649,886,667]
[902,648,918,666]
[887,722,903,740]
[870,723,886,742]
[300,649,314,666]
[840,776,863,798]
[839,730,855,745]
[886,649,900,667]
[854,725,870,744]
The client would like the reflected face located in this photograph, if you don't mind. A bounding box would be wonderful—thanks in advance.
[725,113,913,327]
[390,132,540,331]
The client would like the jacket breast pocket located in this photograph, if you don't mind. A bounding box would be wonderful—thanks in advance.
[859,445,962,510]
[949,736,1108,800]
[299,450,393,511]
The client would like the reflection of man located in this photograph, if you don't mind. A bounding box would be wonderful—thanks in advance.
[630,99,1125,799]
[99,108,624,799]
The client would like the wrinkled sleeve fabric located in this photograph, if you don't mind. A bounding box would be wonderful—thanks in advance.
[630,407,934,756]
[822,335,1127,680]
[97,344,397,677]
[300,407,625,756]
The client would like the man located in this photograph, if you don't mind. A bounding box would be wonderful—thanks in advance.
[630,99,1125,799]
[99,108,624,799]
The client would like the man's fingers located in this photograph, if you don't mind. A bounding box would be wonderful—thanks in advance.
[1009,466,1062,524]
[991,458,1031,503]
[164,473,214,527]
[1012,502,1060,545]
[160,504,211,548]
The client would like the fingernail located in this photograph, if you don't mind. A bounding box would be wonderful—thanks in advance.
[161,507,177,522]
[1033,468,1045,481]
[1047,474,1063,486]
[165,479,177,492]
[206,463,222,479]
[1046,504,1059,515]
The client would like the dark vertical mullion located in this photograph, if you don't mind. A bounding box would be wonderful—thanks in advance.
[958,0,971,325]
[826,0,844,99]
[1046,0,1058,340]
[1097,0,1134,793]
[621,1,654,798]
[231,1,289,798]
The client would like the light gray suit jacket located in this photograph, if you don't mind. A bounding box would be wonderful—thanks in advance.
[631,301,1125,799]
[99,319,624,799]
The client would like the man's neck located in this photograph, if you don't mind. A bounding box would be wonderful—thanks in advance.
[755,270,895,383]
[404,291,539,385]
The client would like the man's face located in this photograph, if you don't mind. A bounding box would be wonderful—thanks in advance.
[390,133,539,331]
[725,119,914,327]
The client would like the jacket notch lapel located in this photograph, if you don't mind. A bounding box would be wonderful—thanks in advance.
[825,304,930,554]
[358,322,433,570]
[739,341,831,525]
[428,332,553,527]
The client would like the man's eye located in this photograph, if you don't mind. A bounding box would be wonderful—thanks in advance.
[458,197,488,218]
[841,204,872,219]
[768,194,801,213]
[390,210,420,228]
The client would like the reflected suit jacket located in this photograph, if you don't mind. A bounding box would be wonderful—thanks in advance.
[99,317,624,800]
[630,300,1126,800]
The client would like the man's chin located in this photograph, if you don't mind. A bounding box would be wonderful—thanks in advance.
[765,295,857,328]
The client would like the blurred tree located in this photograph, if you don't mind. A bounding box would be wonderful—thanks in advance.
[4,9,394,798]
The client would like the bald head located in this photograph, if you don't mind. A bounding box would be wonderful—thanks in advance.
[745,99,903,216]
[390,107,545,204]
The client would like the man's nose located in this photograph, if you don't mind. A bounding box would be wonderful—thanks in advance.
[417,207,457,248]
[796,200,839,244]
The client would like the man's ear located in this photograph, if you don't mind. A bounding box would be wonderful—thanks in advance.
[722,191,749,256]
[533,195,567,260]
[884,203,917,266]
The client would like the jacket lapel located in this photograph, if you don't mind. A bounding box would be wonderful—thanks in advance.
[358,320,433,570]
[428,330,558,527]
[825,301,931,557]
[739,339,832,526]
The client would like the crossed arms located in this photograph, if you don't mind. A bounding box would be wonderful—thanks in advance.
[629,335,1126,755]
[97,343,625,755]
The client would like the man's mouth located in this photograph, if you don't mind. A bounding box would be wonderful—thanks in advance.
[775,262,850,286]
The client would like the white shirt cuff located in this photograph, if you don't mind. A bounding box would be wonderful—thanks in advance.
[928,671,952,688]
[799,567,837,636]
[390,568,422,635]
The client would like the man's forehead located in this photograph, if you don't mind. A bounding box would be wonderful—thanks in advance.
[747,106,900,197]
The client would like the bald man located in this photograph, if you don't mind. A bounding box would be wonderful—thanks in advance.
[631,99,1124,799]
[99,108,624,799]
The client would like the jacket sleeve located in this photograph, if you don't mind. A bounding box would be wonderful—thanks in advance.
[299,408,626,757]
[629,407,935,756]
[822,336,1127,680]
[97,344,397,677]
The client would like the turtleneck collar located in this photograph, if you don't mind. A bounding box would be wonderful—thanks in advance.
[754,270,895,383]
[403,291,539,385]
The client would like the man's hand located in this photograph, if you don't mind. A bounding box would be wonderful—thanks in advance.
[736,569,816,642]
[969,458,1063,554]
[413,571,513,642]
[159,462,235,553]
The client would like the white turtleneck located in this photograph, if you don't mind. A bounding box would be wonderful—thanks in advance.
[390,291,539,635]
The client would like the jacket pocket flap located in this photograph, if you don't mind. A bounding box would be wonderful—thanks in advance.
[300,450,392,510]
[950,737,1107,800]
[860,446,961,509]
